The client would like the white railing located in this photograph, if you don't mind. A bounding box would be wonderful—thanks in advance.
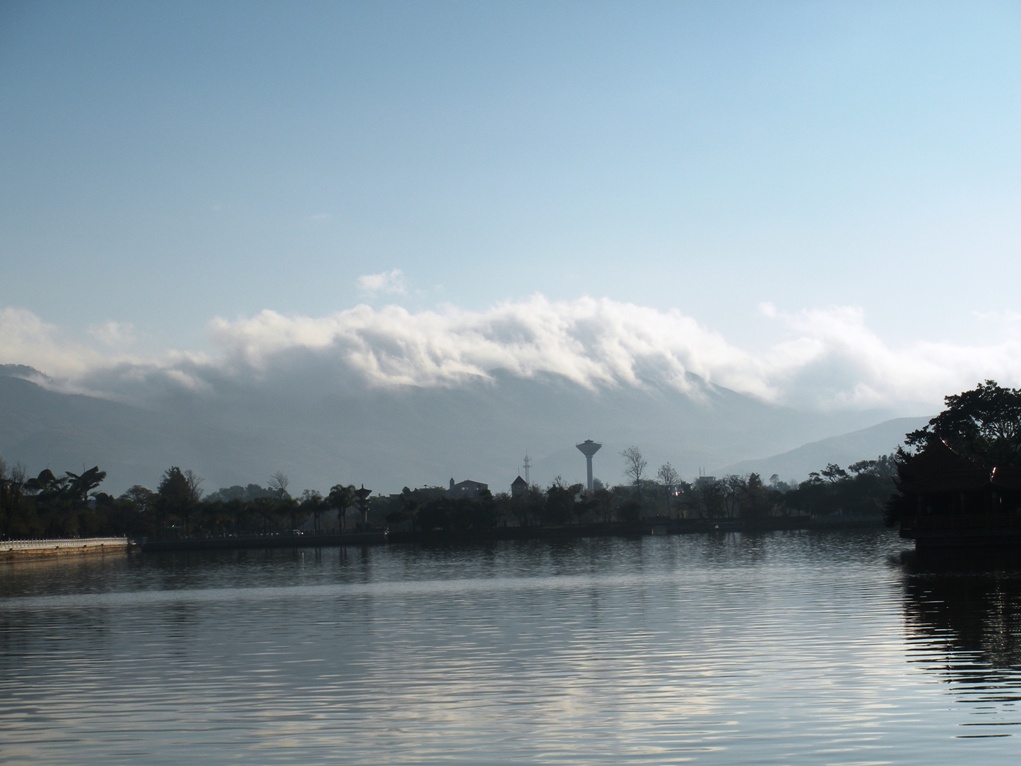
[3,537,129,552]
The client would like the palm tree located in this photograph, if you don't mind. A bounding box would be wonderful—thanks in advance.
[329,484,356,532]
[65,466,107,506]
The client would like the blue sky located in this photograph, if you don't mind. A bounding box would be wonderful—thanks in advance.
[2,1,1020,410]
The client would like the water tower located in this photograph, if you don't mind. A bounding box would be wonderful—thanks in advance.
[576,439,602,492]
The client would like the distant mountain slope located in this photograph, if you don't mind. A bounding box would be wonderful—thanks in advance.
[0,364,46,380]
[0,374,236,492]
[0,365,909,497]
[720,416,930,482]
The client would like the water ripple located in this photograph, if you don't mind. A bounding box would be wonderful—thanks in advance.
[3,532,1020,764]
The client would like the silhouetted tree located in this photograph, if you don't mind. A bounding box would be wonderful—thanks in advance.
[820,463,849,483]
[329,484,356,532]
[157,466,202,535]
[119,485,157,536]
[544,481,582,526]
[385,487,418,530]
[589,486,613,523]
[657,462,679,488]
[268,471,290,499]
[621,446,647,498]
[23,466,108,536]
[300,489,327,533]
[65,466,107,506]
[741,473,769,522]
[906,380,1021,466]
[0,458,27,539]
[787,457,896,519]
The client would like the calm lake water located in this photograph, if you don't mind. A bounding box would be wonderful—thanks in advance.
[3,530,1021,765]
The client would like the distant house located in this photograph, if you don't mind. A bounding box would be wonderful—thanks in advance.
[448,478,489,499]
[511,476,528,498]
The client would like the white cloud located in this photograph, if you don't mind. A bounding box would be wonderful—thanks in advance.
[761,305,1021,409]
[357,268,407,295]
[0,306,212,398]
[0,307,104,378]
[5,297,1021,412]
[201,296,758,395]
[88,321,135,348]
[201,297,1021,409]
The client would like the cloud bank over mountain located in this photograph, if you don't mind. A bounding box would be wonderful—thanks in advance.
[3,296,1019,413]
[8,294,1001,496]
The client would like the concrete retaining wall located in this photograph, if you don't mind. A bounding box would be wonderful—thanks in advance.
[2,537,131,560]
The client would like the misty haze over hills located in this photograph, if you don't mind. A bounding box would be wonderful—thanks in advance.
[721,417,927,482]
[0,363,925,498]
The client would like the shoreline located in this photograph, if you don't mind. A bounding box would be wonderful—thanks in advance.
[142,515,888,552]
[2,518,891,559]
[2,537,133,561]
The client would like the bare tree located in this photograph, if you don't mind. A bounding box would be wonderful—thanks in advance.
[656,462,680,515]
[621,446,647,495]
[184,469,204,502]
[269,471,290,499]
[657,462,679,488]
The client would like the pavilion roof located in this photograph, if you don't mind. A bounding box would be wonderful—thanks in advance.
[897,438,991,494]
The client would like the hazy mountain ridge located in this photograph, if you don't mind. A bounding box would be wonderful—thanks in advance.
[0,364,50,382]
[0,365,919,496]
[721,416,929,483]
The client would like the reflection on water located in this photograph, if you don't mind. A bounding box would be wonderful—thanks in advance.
[903,565,1021,732]
[3,532,1021,764]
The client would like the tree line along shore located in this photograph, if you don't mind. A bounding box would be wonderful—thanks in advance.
[1,454,896,545]
[6,379,1021,549]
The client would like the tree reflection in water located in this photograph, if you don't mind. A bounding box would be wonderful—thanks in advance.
[903,560,1021,728]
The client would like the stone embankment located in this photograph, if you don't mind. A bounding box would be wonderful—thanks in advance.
[2,537,132,560]
[140,532,387,552]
